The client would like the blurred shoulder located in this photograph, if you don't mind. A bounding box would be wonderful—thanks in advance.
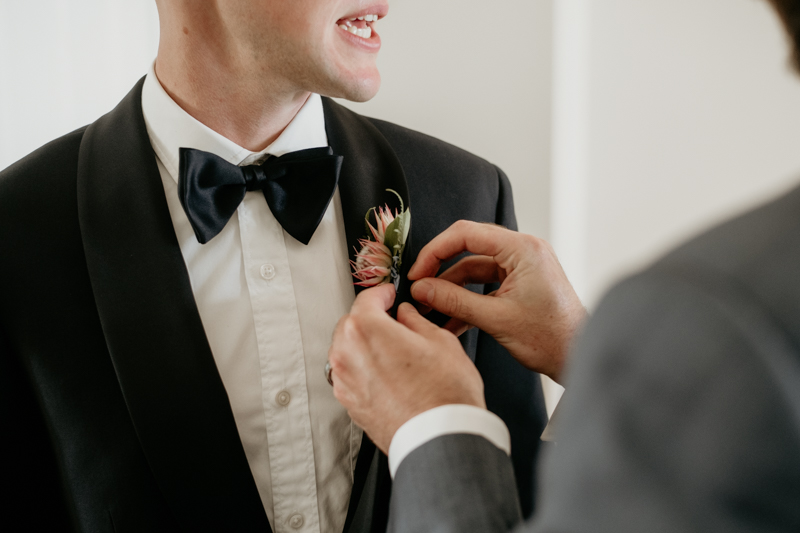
[650,183,800,330]
[575,181,800,400]
[551,185,800,532]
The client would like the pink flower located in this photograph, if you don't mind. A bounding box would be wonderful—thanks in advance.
[367,205,398,244]
[352,238,393,287]
[350,194,410,287]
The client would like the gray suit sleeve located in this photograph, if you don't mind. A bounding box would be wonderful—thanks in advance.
[388,434,522,533]
[528,272,800,533]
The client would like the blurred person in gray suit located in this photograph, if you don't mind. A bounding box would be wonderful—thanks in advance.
[326,0,800,531]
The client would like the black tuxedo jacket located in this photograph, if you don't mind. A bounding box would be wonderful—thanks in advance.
[0,78,547,532]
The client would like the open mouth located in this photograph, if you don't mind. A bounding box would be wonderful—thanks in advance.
[336,13,381,40]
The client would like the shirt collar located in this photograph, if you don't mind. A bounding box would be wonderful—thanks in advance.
[141,63,328,184]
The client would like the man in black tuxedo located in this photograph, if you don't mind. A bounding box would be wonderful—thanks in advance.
[327,0,800,531]
[0,1,547,532]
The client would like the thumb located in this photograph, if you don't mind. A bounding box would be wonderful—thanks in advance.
[411,278,503,334]
[352,282,397,315]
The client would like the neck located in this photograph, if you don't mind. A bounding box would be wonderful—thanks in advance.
[154,21,309,152]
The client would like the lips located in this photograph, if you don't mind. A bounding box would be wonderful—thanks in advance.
[336,12,381,39]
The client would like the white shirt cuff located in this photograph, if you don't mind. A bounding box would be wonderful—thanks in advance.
[387,404,511,479]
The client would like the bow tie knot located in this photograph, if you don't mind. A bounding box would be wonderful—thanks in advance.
[241,156,297,191]
[178,146,343,245]
[242,165,270,192]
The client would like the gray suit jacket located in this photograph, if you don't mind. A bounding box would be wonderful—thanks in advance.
[388,183,800,533]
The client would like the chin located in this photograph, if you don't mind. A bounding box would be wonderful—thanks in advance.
[343,76,381,102]
[319,67,381,102]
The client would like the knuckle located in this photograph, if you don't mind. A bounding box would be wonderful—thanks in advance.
[453,219,472,233]
[327,347,339,365]
[328,348,344,369]
[332,314,349,339]
[344,314,366,338]
[444,290,472,322]
[437,328,458,344]
[523,234,546,255]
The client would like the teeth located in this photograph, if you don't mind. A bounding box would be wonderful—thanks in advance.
[339,25,372,38]
[337,14,378,35]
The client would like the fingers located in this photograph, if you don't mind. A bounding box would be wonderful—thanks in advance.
[410,277,504,334]
[396,302,442,337]
[330,284,396,376]
[408,221,519,280]
[437,255,502,287]
[443,317,474,337]
[350,282,396,316]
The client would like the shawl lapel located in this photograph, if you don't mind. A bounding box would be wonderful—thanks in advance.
[323,98,416,309]
[323,98,416,533]
[77,78,270,532]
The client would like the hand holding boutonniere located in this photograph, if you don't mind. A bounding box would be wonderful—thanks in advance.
[351,189,411,289]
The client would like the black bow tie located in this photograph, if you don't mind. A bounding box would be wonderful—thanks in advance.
[177,146,343,245]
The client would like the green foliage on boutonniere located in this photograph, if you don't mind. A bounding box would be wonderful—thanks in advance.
[381,189,411,269]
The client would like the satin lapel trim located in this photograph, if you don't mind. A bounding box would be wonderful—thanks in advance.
[77,78,270,531]
[323,98,416,531]
[322,98,416,309]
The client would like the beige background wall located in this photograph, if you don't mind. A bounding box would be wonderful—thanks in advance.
[552,0,800,309]
[0,1,159,169]
[338,0,554,241]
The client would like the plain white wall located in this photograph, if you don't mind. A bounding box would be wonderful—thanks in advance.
[552,0,800,310]
[0,1,159,170]
[339,0,554,241]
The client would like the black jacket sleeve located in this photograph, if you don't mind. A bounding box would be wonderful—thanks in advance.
[1,327,73,531]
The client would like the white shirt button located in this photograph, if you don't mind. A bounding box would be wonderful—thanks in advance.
[276,390,291,406]
[289,513,304,529]
[260,263,276,280]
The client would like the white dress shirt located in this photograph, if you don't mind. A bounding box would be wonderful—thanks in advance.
[141,65,361,533]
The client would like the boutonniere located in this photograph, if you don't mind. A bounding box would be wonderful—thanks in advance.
[352,189,411,289]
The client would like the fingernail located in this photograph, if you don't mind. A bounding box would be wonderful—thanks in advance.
[398,302,416,314]
[411,280,434,305]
